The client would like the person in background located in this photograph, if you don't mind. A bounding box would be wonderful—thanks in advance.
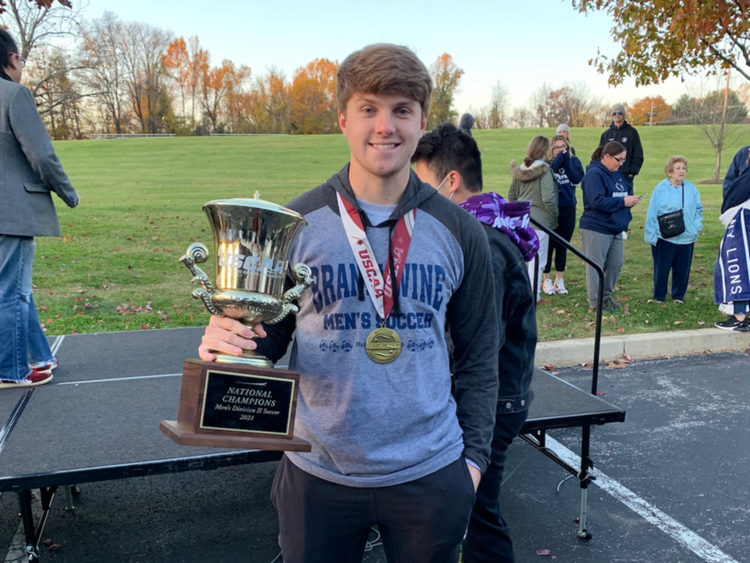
[599,104,644,189]
[644,156,703,305]
[579,142,640,313]
[0,29,80,389]
[508,136,558,300]
[458,112,474,136]
[722,145,750,198]
[412,121,537,563]
[555,123,576,156]
[715,150,750,331]
[543,134,584,295]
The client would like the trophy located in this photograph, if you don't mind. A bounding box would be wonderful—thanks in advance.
[160,192,312,451]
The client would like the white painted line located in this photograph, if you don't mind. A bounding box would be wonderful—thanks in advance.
[49,335,65,357]
[545,436,740,563]
[3,492,41,563]
[55,373,182,386]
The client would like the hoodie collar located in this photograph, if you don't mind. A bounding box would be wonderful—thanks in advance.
[326,163,438,224]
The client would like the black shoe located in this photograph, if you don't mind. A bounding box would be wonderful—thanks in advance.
[605,298,621,309]
[715,316,750,332]
[590,305,615,315]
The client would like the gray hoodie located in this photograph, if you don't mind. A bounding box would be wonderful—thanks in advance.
[256,164,499,487]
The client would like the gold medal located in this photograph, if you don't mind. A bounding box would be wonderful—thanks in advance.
[365,327,402,364]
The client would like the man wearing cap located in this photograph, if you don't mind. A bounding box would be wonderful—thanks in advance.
[599,104,644,189]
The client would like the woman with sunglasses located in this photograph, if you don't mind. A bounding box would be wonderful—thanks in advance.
[579,142,640,313]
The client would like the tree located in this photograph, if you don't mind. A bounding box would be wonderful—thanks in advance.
[0,0,70,15]
[79,12,129,134]
[248,67,290,134]
[289,57,339,134]
[573,0,750,86]
[0,0,81,60]
[673,93,701,123]
[198,58,229,132]
[528,82,552,128]
[428,53,463,128]
[628,96,673,126]
[685,75,749,182]
[510,106,534,129]
[119,20,173,134]
[487,80,510,129]
[222,60,252,133]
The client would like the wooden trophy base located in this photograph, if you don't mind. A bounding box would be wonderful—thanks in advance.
[160,359,311,452]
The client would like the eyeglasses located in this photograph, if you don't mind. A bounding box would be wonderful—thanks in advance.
[612,156,626,164]
[9,52,26,68]
[553,145,567,150]
[612,111,623,116]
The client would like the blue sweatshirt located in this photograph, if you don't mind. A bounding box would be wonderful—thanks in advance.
[579,160,633,235]
[644,179,704,245]
[549,150,585,207]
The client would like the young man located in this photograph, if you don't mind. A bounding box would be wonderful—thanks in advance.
[0,30,80,389]
[412,122,537,563]
[723,145,750,198]
[200,44,499,563]
[599,104,644,189]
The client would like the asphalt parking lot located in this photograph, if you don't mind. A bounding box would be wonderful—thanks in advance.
[2,335,748,562]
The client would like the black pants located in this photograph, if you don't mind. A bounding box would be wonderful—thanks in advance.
[544,206,576,274]
[651,239,694,301]
[271,455,476,563]
[462,409,528,563]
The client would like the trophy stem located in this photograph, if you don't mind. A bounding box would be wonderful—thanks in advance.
[214,352,273,369]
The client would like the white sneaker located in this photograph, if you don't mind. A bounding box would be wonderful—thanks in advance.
[555,279,568,294]
[719,303,734,315]
[543,279,556,295]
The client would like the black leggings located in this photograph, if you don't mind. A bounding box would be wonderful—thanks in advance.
[544,205,577,274]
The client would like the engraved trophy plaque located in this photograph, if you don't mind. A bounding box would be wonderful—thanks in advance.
[160,192,312,451]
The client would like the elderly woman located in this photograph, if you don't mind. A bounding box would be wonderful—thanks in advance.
[508,135,558,300]
[644,156,704,304]
[579,142,640,313]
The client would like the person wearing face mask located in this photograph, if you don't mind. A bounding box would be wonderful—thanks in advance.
[543,135,584,295]
[508,136,558,300]
[579,142,640,313]
[600,104,644,189]
[644,156,703,305]
[412,121,537,563]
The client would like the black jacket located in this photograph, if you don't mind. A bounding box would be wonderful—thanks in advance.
[722,167,750,214]
[599,120,644,178]
[483,224,536,414]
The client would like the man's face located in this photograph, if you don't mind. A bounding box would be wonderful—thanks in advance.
[612,109,625,126]
[339,93,426,181]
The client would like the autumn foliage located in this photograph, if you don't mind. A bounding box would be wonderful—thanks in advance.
[628,96,673,126]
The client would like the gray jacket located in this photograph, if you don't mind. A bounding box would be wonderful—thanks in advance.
[0,78,79,237]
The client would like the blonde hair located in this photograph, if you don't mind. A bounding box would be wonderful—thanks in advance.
[551,135,570,151]
[665,155,688,177]
[336,44,432,117]
[524,136,551,167]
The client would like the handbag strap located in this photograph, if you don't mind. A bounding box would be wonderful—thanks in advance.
[681,183,684,209]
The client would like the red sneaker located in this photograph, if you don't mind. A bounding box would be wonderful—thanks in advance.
[0,370,54,389]
[30,358,58,374]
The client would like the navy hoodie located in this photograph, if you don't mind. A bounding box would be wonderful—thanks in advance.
[549,150,585,207]
[579,160,633,235]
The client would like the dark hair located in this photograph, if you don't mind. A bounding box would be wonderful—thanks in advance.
[411,122,483,192]
[0,29,19,70]
[592,141,626,161]
[337,44,432,117]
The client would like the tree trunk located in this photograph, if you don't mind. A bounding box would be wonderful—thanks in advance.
[713,148,722,183]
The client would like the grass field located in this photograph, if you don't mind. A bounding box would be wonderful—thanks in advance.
[36,125,750,341]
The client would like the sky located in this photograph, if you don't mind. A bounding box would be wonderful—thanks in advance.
[83,0,691,112]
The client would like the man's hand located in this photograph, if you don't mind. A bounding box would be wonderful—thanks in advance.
[467,463,481,492]
[198,315,267,362]
[623,195,640,208]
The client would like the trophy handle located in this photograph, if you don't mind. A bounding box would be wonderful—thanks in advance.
[180,243,222,316]
[266,264,313,325]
